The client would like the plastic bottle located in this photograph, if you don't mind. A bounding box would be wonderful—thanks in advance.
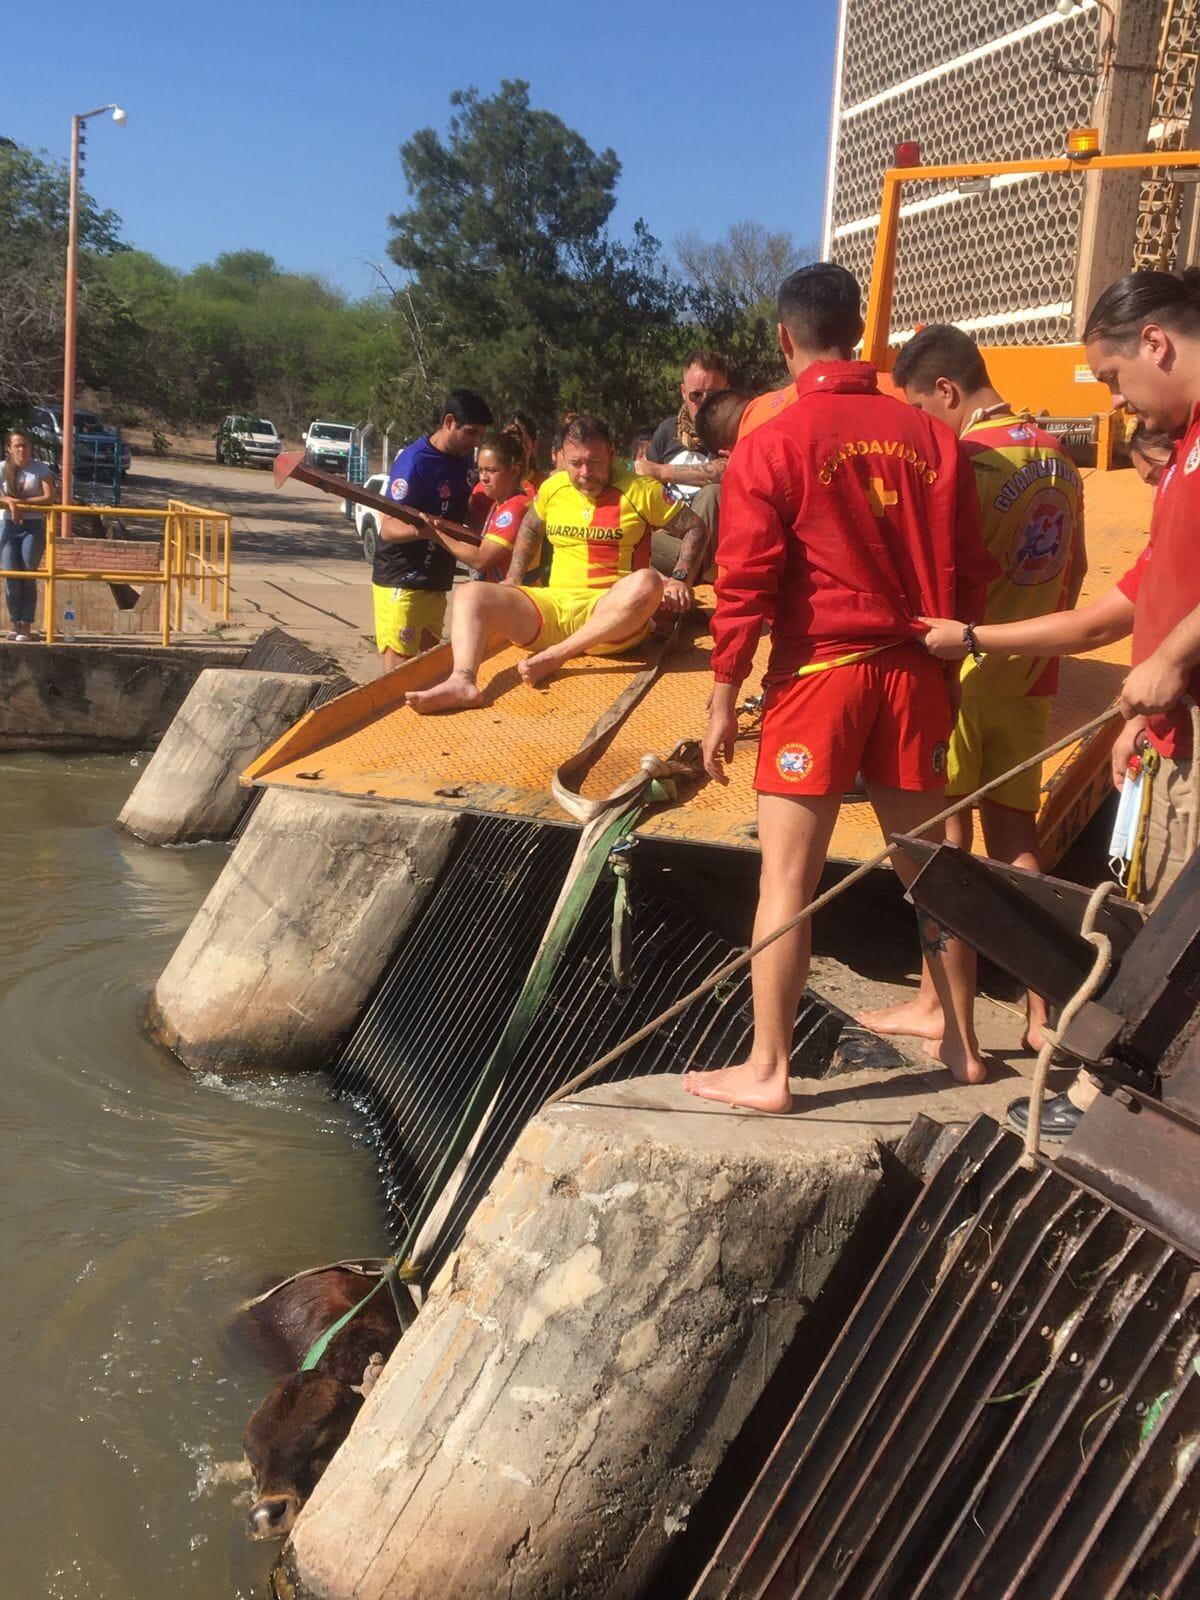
[63,604,76,643]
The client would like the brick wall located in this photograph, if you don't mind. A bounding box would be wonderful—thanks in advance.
[62,538,162,575]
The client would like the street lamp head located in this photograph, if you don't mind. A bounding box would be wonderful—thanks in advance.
[111,106,128,126]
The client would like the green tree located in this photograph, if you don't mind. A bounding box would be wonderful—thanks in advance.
[676,221,818,394]
[382,81,683,445]
[0,141,126,413]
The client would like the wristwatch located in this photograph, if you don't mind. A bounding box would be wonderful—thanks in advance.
[962,622,984,665]
[670,568,690,583]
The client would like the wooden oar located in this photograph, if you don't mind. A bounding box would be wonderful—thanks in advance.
[273,451,482,545]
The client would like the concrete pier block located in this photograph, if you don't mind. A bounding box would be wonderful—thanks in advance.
[118,668,324,845]
[0,641,244,752]
[149,789,461,1073]
[282,1072,937,1600]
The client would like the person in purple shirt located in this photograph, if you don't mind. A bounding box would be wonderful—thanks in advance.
[373,388,492,672]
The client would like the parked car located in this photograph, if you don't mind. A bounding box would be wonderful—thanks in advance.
[30,404,131,483]
[354,473,388,563]
[216,415,282,468]
[303,420,355,472]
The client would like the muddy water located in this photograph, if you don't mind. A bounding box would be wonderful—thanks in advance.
[0,755,389,1599]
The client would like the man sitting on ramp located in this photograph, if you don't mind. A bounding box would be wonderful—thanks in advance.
[406,415,711,713]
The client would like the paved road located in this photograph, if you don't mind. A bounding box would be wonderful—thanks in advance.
[125,455,380,679]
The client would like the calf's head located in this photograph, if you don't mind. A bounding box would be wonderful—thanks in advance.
[242,1370,363,1540]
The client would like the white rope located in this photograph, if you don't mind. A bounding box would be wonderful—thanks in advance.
[1020,880,1116,1171]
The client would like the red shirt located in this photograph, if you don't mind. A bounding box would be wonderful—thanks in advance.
[478,491,531,582]
[1115,417,1200,757]
[712,361,996,685]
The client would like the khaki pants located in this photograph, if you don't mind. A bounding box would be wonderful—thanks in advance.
[650,483,720,580]
[1140,752,1196,911]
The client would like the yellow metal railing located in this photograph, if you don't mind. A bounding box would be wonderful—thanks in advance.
[168,499,232,630]
[0,501,232,645]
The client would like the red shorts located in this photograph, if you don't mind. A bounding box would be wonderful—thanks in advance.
[754,643,952,797]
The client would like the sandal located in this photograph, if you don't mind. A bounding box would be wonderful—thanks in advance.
[1006,1093,1083,1141]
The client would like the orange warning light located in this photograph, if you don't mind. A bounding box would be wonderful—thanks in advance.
[1066,127,1101,161]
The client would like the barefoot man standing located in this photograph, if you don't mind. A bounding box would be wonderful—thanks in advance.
[682,263,997,1112]
[406,416,711,713]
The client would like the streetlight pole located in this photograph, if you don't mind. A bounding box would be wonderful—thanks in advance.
[61,102,126,542]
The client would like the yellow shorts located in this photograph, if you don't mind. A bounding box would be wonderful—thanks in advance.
[946,692,1051,812]
[372,585,446,657]
[517,586,650,655]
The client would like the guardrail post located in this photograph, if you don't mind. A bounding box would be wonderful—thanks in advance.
[222,514,231,622]
[162,511,173,646]
[45,510,58,644]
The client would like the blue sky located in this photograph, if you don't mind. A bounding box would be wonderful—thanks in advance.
[10,0,839,298]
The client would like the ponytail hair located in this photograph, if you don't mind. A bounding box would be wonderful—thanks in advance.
[1083,268,1200,347]
[477,426,525,475]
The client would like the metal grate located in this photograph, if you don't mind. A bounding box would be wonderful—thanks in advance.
[691,1115,1200,1600]
[332,816,842,1274]
[240,626,355,696]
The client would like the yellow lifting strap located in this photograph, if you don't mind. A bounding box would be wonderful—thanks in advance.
[1125,745,1160,904]
[793,641,897,679]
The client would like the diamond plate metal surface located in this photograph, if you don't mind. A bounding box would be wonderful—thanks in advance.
[252,474,1144,864]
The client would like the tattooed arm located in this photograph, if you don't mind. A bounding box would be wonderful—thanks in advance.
[659,503,711,614]
[503,507,547,587]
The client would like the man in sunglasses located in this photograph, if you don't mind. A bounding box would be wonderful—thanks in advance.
[636,349,730,573]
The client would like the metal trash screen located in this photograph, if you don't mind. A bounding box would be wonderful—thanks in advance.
[333,815,842,1274]
[691,1115,1200,1600]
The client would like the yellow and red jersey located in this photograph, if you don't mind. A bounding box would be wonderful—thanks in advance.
[959,411,1084,698]
[533,467,682,591]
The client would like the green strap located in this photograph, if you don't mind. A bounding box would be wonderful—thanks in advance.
[609,840,634,988]
[393,796,651,1273]
[299,785,667,1371]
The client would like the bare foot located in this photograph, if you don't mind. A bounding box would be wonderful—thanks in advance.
[932,1037,988,1086]
[680,1062,793,1113]
[856,998,944,1041]
[518,650,563,688]
[1021,1004,1051,1053]
[406,672,483,714]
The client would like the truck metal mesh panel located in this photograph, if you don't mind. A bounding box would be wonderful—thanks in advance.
[691,1116,1200,1600]
[1132,0,1200,272]
[333,816,843,1274]
[828,1,1103,344]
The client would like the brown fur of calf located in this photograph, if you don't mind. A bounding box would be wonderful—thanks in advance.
[234,1267,404,1540]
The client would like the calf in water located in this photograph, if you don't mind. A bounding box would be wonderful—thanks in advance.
[232,1264,405,1540]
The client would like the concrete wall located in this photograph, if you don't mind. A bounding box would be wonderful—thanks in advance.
[0,642,245,752]
[282,1075,910,1600]
[149,788,462,1074]
[118,668,324,845]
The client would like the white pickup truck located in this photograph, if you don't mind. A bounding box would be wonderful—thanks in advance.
[303,420,355,471]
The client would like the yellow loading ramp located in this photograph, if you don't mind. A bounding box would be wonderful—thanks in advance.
[245,475,1144,866]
